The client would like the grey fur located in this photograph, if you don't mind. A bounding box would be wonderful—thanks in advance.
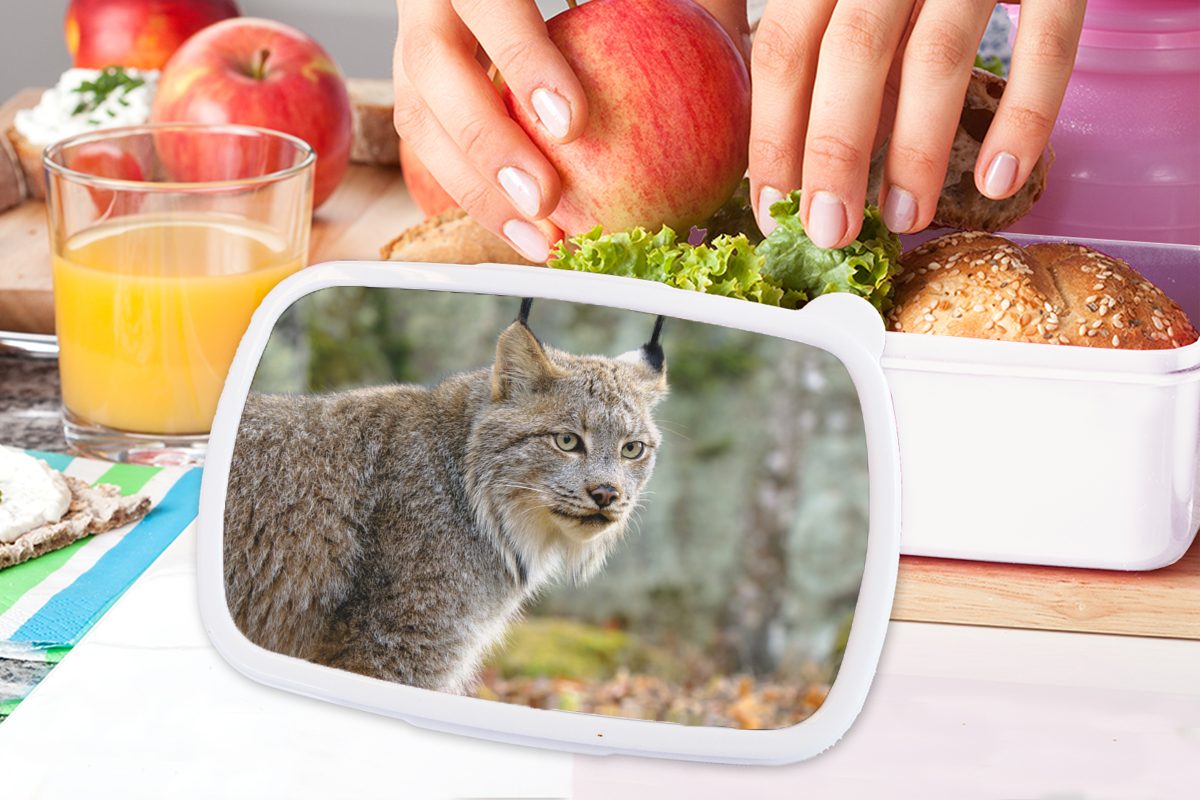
[223,321,667,693]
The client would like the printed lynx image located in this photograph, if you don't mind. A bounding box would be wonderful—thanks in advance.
[223,289,869,730]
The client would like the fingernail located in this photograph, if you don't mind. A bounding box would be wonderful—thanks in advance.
[503,218,550,262]
[983,151,1019,199]
[498,166,541,218]
[531,88,571,139]
[757,186,783,236]
[882,185,917,232]
[807,191,847,249]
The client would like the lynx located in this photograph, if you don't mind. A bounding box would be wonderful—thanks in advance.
[223,308,668,693]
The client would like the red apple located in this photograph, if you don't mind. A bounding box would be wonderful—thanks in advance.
[502,0,749,235]
[399,139,458,218]
[70,140,146,214]
[66,0,240,70]
[150,18,351,208]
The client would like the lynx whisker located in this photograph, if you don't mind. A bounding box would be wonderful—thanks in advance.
[655,419,692,442]
[492,481,552,494]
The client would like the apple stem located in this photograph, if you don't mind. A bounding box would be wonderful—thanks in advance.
[251,48,271,79]
[566,0,578,8]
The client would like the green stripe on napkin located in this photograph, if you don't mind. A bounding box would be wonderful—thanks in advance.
[0,462,161,616]
[94,464,160,496]
[0,542,91,617]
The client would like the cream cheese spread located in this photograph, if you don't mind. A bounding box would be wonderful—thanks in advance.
[0,446,72,543]
[14,67,158,147]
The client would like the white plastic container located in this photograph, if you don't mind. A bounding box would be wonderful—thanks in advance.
[883,233,1200,570]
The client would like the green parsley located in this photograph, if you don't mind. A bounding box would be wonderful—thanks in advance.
[71,67,146,117]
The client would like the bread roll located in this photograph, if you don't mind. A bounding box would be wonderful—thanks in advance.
[380,208,538,266]
[0,130,26,211]
[889,231,1198,349]
[867,68,1052,232]
[6,126,44,200]
[347,78,400,167]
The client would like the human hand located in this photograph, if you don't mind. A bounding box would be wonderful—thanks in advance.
[393,0,590,262]
[393,0,748,262]
[748,1,1085,247]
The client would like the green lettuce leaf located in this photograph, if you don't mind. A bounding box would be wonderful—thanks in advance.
[548,190,900,314]
[974,54,1006,78]
[551,225,678,283]
[549,227,798,308]
[757,192,902,313]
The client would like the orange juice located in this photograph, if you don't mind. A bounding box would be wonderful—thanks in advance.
[53,214,303,435]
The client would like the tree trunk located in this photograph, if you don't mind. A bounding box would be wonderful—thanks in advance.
[717,347,816,676]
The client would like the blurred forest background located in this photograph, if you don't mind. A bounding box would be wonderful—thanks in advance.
[252,287,870,730]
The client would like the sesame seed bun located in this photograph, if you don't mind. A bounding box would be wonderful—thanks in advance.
[888,231,1199,349]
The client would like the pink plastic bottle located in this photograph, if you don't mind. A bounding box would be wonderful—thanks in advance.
[1006,1,1200,245]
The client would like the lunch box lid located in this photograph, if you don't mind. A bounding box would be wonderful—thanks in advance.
[195,260,904,766]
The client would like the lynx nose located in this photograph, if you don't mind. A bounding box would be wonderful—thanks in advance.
[589,484,619,509]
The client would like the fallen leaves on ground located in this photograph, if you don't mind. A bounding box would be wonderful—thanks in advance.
[474,669,829,730]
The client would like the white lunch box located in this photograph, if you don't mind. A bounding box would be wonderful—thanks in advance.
[884,233,1200,570]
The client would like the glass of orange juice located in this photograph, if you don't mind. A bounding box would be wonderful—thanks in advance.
[44,123,314,465]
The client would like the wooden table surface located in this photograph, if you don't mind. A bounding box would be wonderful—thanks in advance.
[3,90,1197,642]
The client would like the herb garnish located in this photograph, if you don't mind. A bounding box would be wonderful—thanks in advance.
[71,67,145,116]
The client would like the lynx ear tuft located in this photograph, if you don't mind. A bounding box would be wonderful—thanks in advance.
[619,315,666,374]
[617,349,668,401]
[643,315,666,374]
[492,321,563,401]
[641,344,665,374]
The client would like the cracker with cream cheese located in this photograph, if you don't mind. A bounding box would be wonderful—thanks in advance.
[0,476,151,570]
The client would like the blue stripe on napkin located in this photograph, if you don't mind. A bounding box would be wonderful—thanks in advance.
[32,452,76,472]
[10,467,202,645]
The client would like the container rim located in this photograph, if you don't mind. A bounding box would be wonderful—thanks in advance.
[882,328,1200,383]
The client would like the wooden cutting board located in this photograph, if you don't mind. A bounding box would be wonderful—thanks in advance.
[894,536,1200,640]
[0,89,54,334]
[0,88,420,335]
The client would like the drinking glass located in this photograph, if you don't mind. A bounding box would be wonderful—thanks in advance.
[44,123,314,465]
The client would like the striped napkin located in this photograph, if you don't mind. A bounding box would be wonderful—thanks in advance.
[0,451,201,652]
[0,451,200,718]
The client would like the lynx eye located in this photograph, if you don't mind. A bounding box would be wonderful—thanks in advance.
[554,432,583,452]
[621,441,646,459]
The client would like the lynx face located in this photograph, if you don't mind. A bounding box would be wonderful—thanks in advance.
[468,322,667,573]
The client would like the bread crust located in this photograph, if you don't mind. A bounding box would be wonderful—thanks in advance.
[6,126,44,200]
[889,231,1199,349]
[380,208,539,267]
[347,78,400,167]
[867,68,1051,232]
[0,127,26,211]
